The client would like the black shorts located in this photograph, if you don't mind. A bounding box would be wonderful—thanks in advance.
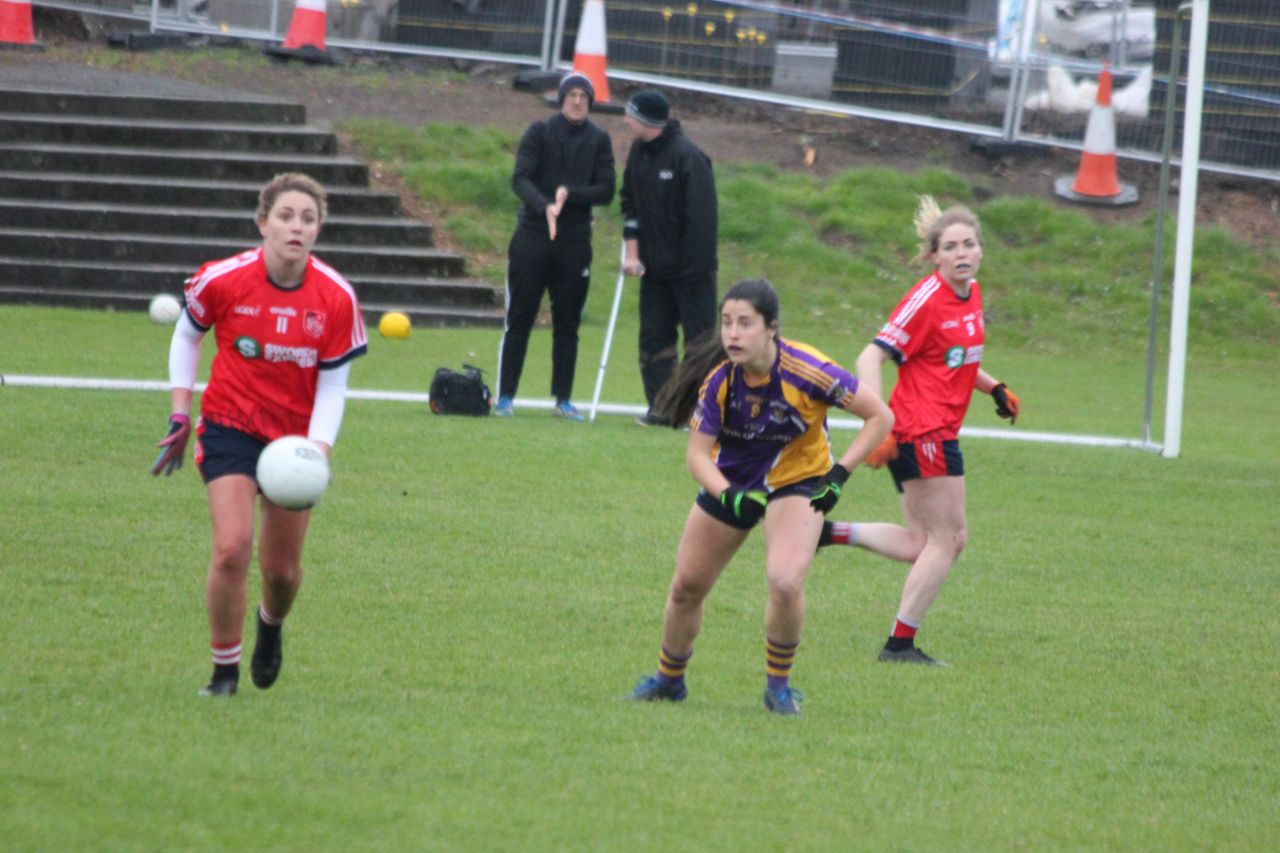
[695,476,824,531]
[887,439,964,493]
[194,420,267,485]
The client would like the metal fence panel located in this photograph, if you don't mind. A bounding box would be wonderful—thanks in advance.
[1014,0,1280,176]
[31,0,1280,181]
[394,0,548,57]
[592,1,1002,119]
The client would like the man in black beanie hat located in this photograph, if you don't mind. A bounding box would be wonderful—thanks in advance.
[558,72,595,110]
[620,89,719,427]
[496,72,615,421]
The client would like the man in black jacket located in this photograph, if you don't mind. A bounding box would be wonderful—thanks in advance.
[496,73,616,421]
[620,90,719,427]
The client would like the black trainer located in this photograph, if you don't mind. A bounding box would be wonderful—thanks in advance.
[877,646,949,667]
[634,412,671,427]
[250,612,283,689]
[199,665,239,697]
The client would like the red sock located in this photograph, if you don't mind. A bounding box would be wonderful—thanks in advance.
[211,642,242,666]
[829,522,856,546]
[891,617,918,640]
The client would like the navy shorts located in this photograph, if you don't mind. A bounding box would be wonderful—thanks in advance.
[695,476,824,531]
[887,438,964,493]
[194,420,267,485]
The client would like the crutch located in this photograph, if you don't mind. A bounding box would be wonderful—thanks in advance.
[588,241,628,422]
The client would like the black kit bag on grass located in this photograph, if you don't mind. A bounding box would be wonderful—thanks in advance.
[429,364,492,416]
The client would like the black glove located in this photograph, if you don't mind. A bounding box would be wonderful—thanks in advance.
[992,383,1020,425]
[809,464,850,514]
[719,487,767,525]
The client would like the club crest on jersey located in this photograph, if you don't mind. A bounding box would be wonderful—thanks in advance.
[304,310,326,338]
[235,336,262,359]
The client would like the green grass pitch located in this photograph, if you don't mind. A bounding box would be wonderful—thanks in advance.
[1,304,1276,850]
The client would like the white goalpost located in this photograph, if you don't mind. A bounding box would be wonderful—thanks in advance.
[1159,0,1210,459]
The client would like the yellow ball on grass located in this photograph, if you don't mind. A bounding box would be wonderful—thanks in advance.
[378,311,411,339]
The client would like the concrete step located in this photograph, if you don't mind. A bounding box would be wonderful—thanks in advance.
[347,274,501,309]
[358,302,504,328]
[0,200,434,245]
[0,286,160,314]
[0,143,369,184]
[0,89,307,124]
[0,257,500,309]
[0,114,338,155]
[0,229,467,277]
[0,86,499,328]
[0,285,503,328]
[0,172,404,216]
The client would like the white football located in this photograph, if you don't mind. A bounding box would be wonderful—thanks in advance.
[256,436,330,511]
[148,293,182,324]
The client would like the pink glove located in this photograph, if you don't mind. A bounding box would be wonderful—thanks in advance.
[151,414,190,476]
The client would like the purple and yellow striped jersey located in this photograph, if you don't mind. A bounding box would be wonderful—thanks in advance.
[691,338,858,492]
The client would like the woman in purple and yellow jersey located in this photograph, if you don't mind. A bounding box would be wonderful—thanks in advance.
[627,278,893,715]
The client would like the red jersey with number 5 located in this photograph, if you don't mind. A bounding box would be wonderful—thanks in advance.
[183,247,368,442]
[873,272,984,442]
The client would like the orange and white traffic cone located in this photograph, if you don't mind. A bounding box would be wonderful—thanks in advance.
[571,0,611,105]
[264,0,336,64]
[283,0,327,50]
[0,0,41,49]
[1055,65,1138,206]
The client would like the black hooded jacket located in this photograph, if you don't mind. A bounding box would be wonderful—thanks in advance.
[620,119,718,282]
[512,113,615,242]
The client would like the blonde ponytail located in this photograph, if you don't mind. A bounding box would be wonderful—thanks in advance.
[911,195,982,265]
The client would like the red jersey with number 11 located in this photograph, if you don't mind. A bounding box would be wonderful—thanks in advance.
[873,272,984,442]
[183,247,367,442]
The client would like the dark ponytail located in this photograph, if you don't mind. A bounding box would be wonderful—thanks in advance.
[654,329,725,428]
[652,278,781,428]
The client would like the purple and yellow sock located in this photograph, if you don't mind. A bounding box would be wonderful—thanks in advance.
[766,638,799,692]
[656,646,691,687]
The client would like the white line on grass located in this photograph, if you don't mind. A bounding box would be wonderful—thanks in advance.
[0,373,1163,452]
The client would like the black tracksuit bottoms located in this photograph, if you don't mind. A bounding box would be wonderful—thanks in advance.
[638,272,717,410]
[499,227,592,402]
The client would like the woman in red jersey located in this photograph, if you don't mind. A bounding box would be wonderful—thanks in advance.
[151,173,368,697]
[822,196,1020,666]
